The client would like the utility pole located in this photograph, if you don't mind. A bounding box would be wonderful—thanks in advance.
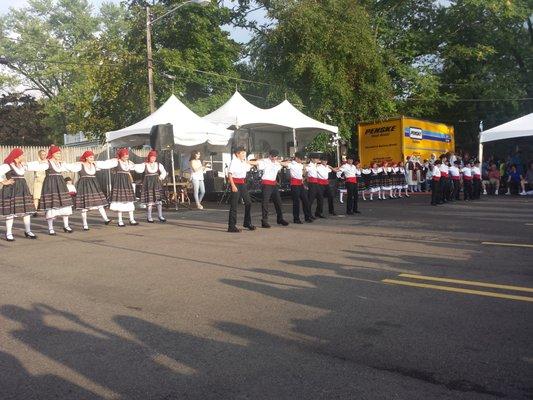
[146,6,156,114]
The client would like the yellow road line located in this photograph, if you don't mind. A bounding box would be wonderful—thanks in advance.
[382,279,533,302]
[481,241,533,248]
[398,274,533,293]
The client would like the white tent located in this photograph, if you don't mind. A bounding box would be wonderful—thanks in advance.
[480,113,533,143]
[203,91,339,154]
[478,113,533,163]
[105,95,232,148]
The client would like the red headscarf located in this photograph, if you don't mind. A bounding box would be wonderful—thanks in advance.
[146,150,157,162]
[79,151,94,162]
[47,145,61,159]
[3,148,23,164]
[116,148,129,159]
[381,161,388,167]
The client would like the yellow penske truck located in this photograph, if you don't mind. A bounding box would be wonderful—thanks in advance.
[357,116,455,166]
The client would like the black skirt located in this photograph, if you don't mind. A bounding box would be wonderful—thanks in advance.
[141,175,163,205]
[0,178,36,217]
[75,176,108,210]
[39,175,73,210]
[110,173,135,203]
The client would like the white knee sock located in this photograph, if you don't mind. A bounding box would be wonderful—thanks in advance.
[147,205,153,221]
[117,212,123,224]
[98,207,109,221]
[63,216,69,228]
[157,203,163,219]
[23,215,31,233]
[128,211,135,222]
[47,218,54,231]
[81,211,88,229]
[6,218,14,236]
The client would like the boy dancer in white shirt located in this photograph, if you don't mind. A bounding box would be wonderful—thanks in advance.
[338,154,361,215]
[288,152,313,223]
[257,149,289,228]
[227,146,256,233]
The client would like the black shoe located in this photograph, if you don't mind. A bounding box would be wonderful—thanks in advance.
[146,219,154,223]
[310,216,316,221]
[130,220,139,226]
[346,212,354,215]
[158,217,166,223]
[305,218,313,223]
[228,226,241,233]
[354,211,361,214]
[5,234,14,242]
[277,219,289,226]
[32,212,38,217]
[329,212,337,216]
[316,214,325,219]
[63,227,73,233]
[243,224,256,231]
[24,231,37,239]
[293,219,303,224]
[262,222,271,228]
[104,219,112,225]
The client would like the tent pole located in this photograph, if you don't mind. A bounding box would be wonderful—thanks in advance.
[171,148,178,210]
[478,120,484,163]
[292,128,297,154]
[106,143,112,195]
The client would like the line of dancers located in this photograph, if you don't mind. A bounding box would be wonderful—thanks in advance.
[358,161,410,201]
[0,146,168,241]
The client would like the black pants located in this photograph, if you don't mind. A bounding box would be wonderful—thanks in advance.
[228,183,251,228]
[345,182,358,214]
[464,180,473,200]
[431,179,441,205]
[308,183,323,216]
[452,179,461,200]
[440,178,449,202]
[321,184,335,215]
[291,185,311,221]
[261,184,284,223]
[473,179,481,199]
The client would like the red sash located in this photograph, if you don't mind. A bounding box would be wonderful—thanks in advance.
[463,176,473,181]
[473,174,481,180]
[233,178,245,184]
[290,178,303,186]
[432,176,441,181]
[345,177,357,183]
[318,178,329,186]
[451,176,461,181]
[262,179,277,186]
[307,177,318,184]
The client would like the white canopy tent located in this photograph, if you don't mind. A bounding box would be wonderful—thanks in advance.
[203,91,339,155]
[479,113,533,162]
[105,95,232,149]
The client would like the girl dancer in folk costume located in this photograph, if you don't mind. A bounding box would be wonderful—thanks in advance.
[359,165,371,201]
[0,148,39,241]
[398,161,410,197]
[406,156,418,193]
[137,150,167,223]
[108,148,142,227]
[368,162,381,201]
[39,145,77,235]
[72,151,116,230]
[380,162,394,199]
[391,162,400,198]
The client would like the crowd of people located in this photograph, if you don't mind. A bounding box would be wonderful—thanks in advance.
[1,145,531,239]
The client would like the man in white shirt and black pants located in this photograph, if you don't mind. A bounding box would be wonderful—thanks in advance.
[257,149,289,228]
[227,146,256,233]
[288,152,313,223]
[306,153,323,219]
[339,154,361,215]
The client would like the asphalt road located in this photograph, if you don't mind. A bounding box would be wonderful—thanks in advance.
[0,193,532,400]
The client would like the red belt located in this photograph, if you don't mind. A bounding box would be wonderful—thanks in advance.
[452,177,461,181]
[345,177,357,183]
[441,172,448,177]
[290,178,303,186]
[463,176,472,181]
[262,179,277,186]
[233,178,246,184]
[307,177,318,183]
[474,175,481,180]
[318,178,329,186]
[432,176,441,181]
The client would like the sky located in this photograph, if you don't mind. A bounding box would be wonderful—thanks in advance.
[0,0,266,44]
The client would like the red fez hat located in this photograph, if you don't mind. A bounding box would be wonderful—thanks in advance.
[146,150,157,162]
[3,148,23,164]
[117,148,129,159]
[47,145,61,159]
[79,151,94,162]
